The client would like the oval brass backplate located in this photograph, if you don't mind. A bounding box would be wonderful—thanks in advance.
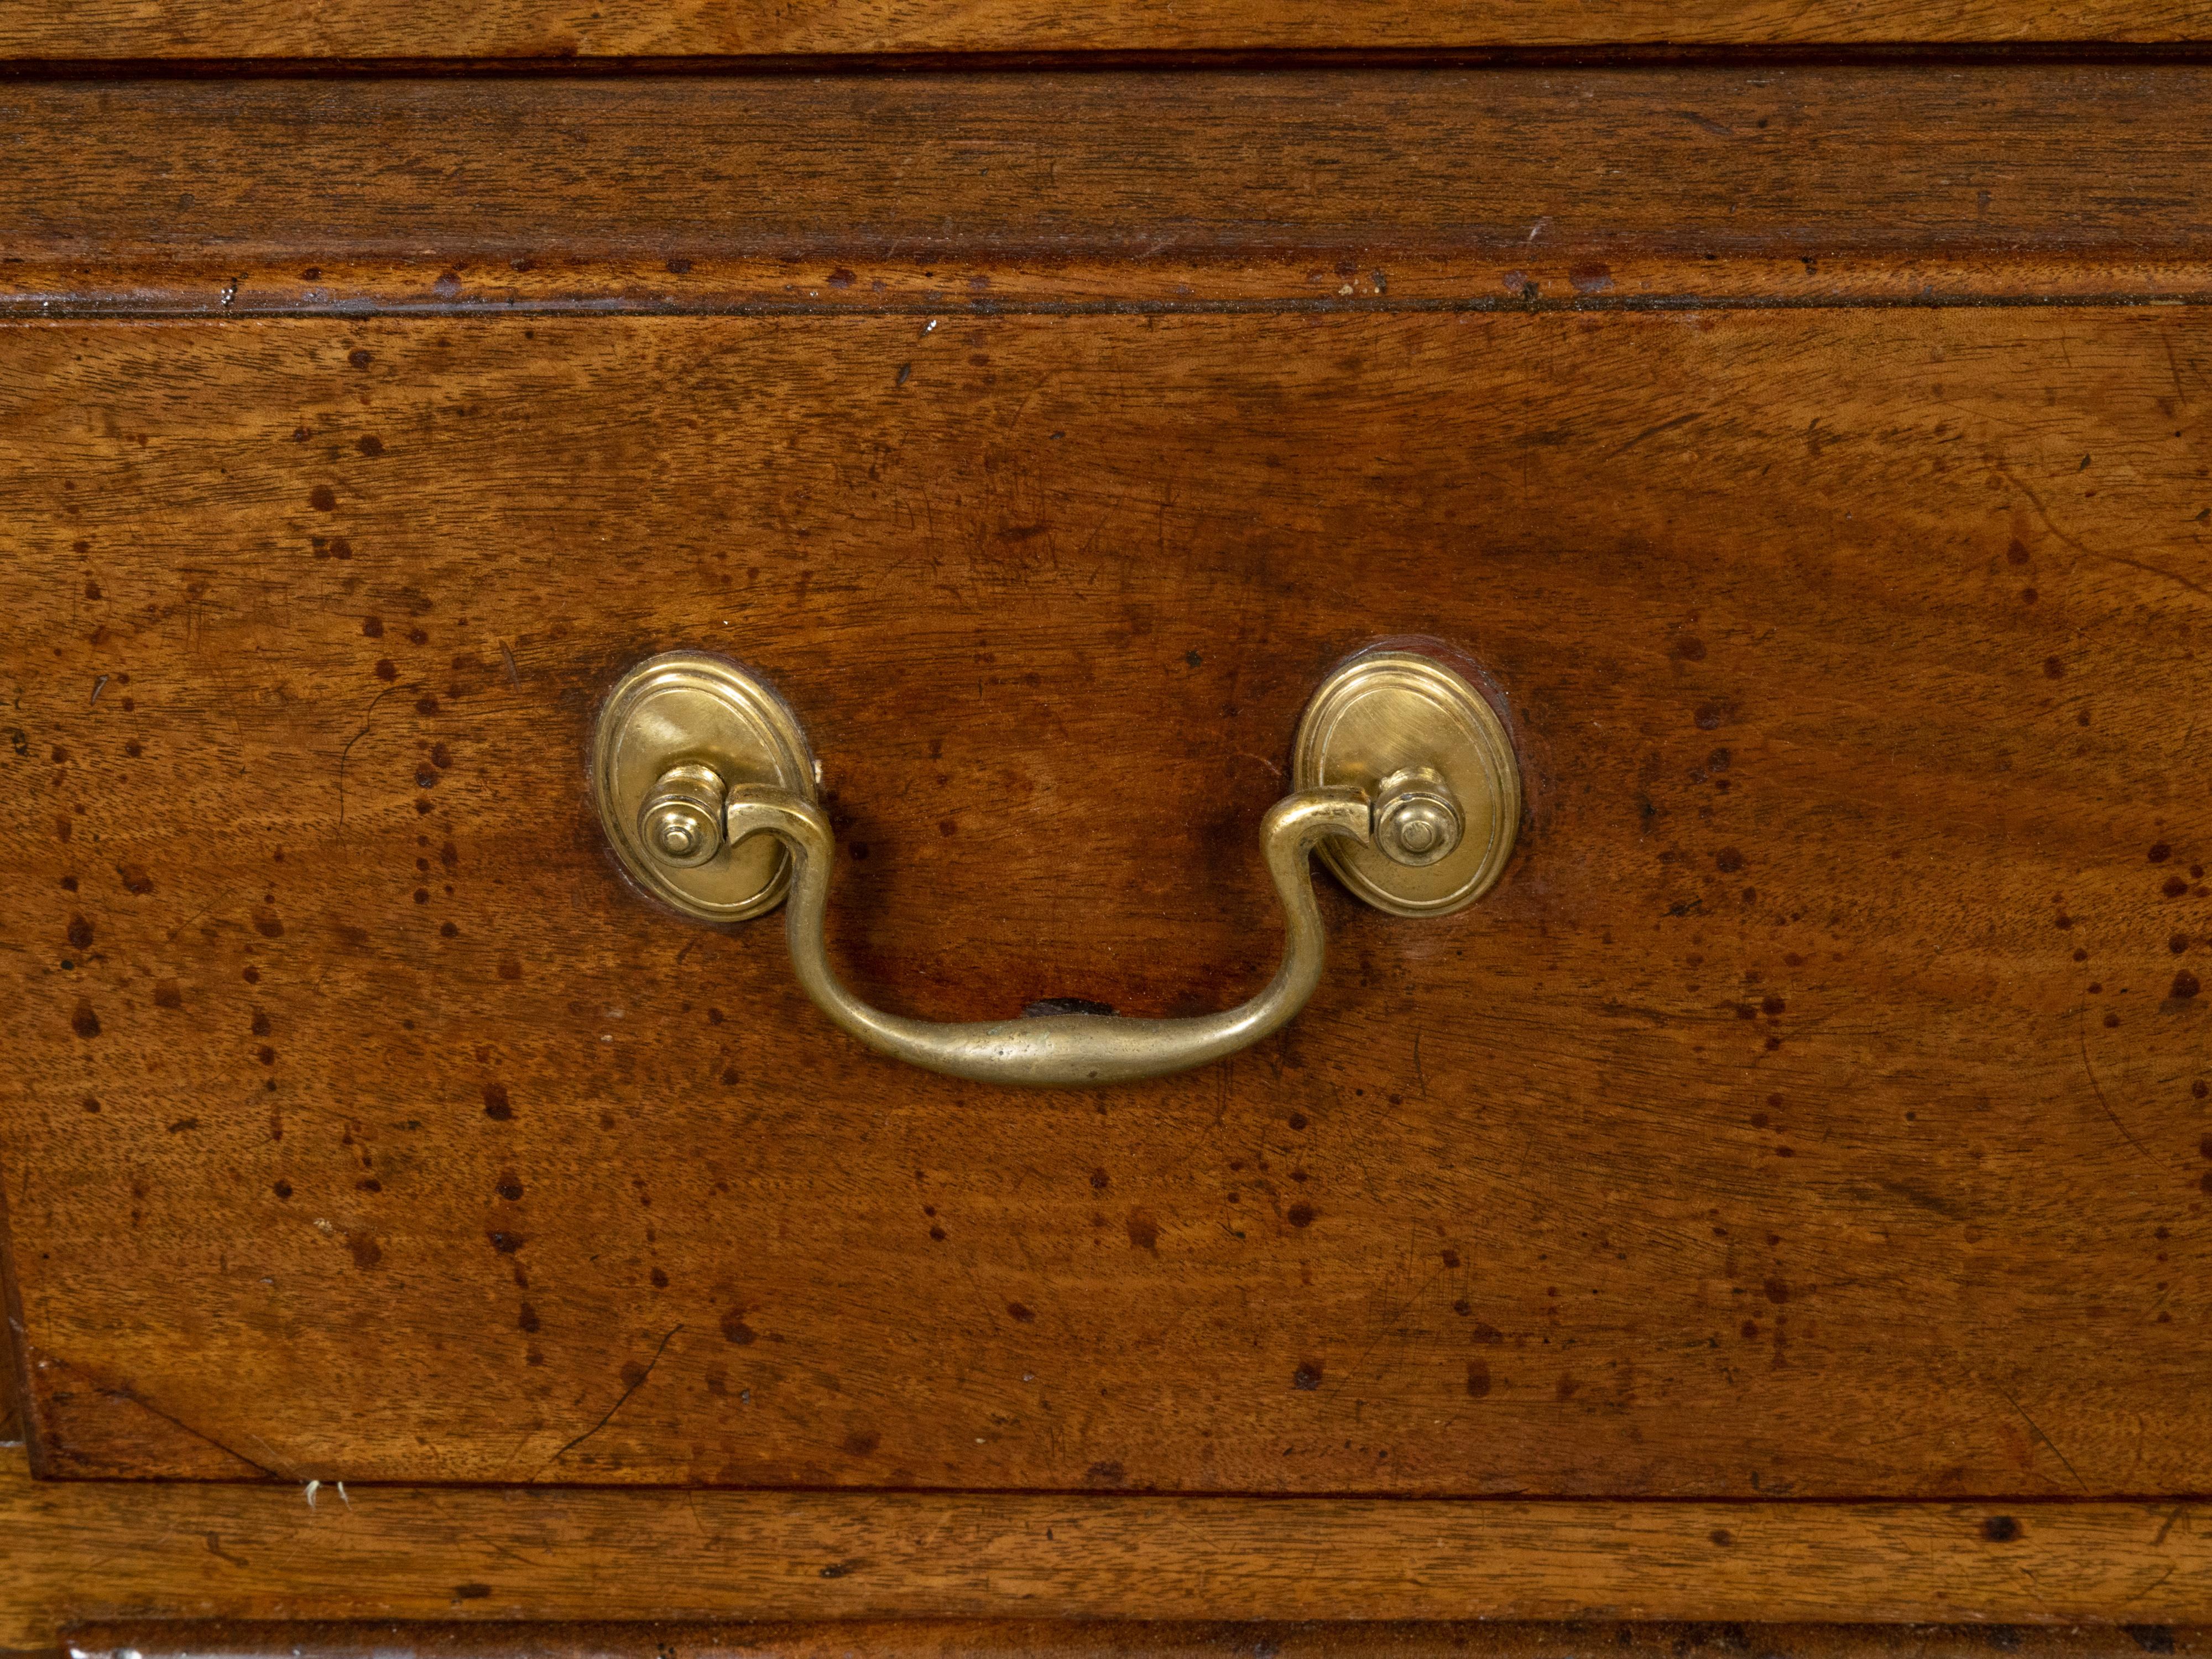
[1292,649,1521,916]
[592,651,818,922]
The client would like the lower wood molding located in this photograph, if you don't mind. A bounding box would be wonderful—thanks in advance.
[49,1621,2212,1659]
[6,1449,2209,1645]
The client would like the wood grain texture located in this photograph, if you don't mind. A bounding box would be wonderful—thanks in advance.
[3,68,2211,310]
[51,1620,2212,1659]
[2,306,2208,1495]
[5,1447,2211,1645]
[1,0,2208,56]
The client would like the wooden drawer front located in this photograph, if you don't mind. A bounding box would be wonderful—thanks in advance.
[3,305,2206,1495]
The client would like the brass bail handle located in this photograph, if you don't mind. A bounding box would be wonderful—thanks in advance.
[592,647,1520,1087]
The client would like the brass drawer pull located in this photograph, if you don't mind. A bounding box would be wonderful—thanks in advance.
[593,647,1519,1087]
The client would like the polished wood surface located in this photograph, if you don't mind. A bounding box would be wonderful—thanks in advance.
[2,0,2206,56]
[5,68,2211,315]
[3,304,2206,1492]
[51,1620,2212,1659]
[5,1444,2210,1644]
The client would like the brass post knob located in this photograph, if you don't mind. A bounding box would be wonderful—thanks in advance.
[1372,766,1463,867]
[639,763,727,869]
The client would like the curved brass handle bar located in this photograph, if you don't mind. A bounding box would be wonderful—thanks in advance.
[722,784,1375,1087]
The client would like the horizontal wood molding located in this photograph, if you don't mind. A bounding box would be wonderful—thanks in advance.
[8,256,2212,322]
[5,1449,2212,1642]
[3,68,2211,312]
[0,0,2207,58]
[48,1621,2212,1659]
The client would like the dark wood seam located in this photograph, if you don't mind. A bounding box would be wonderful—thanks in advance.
[2,43,2212,79]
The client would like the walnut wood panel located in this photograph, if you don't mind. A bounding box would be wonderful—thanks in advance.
[1,306,2209,1493]
[1,0,2207,56]
[4,1447,2210,1644]
[3,68,2211,307]
[50,1620,2212,1659]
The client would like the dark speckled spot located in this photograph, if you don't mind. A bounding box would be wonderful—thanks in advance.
[70,998,100,1039]
[721,1310,757,1345]
[1292,1360,1323,1390]
[1984,1515,2021,1543]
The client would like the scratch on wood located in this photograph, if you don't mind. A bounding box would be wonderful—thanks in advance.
[2005,465,2210,599]
[1607,411,1699,458]
[112,1381,282,1478]
[335,686,391,842]
[1988,1376,2090,1493]
[545,1324,684,1467]
[2075,1008,2157,1167]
